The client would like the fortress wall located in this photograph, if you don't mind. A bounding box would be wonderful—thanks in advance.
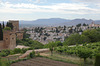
[9,33,16,49]
[16,32,23,40]
[0,41,4,50]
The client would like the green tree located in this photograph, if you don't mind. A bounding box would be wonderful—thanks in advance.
[2,22,5,29]
[76,23,81,27]
[55,41,63,46]
[29,51,35,58]
[3,27,11,30]
[48,41,56,56]
[83,23,87,26]
[6,22,13,30]
[64,33,90,45]
[23,29,30,39]
[0,23,3,40]
[78,47,92,63]
[13,48,21,54]
[95,53,100,66]
[82,29,100,42]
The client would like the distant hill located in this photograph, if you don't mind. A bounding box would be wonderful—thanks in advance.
[19,18,100,27]
[19,18,70,26]
[61,19,94,26]
[0,18,100,27]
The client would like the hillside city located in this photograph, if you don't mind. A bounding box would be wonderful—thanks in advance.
[26,22,100,44]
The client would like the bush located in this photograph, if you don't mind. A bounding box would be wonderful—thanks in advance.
[0,49,10,57]
[78,47,92,62]
[29,51,35,58]
[0,58,10,66]
[13,48,22,54]
[3,27,11,30]
[21,48,28,54]
[95,53,100,66]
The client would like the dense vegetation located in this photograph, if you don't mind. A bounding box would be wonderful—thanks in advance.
[95,53,100,66]
[54,42,100,65]
[0,23,3,40]
[0,58,10,66]
[17,38,44,49]
[0,48,29,57]
[44,28,100,65]
[63,28,100,45]
[17,28,44,49]
[3,27,11,30]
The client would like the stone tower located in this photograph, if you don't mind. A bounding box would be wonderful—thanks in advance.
[3,30,16,49]
[9,20,19,31]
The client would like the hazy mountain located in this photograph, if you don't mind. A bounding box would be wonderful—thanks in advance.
[61,19,94,26]
[19,18,70,26]
[0,18,100,27]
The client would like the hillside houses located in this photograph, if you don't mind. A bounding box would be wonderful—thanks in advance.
[26,22,100,44]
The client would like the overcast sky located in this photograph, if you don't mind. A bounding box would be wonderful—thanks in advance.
[0,0,100,21]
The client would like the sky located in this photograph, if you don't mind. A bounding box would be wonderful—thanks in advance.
[0,0,100,21]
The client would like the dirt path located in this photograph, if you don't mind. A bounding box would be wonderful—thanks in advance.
[19,48,49,59]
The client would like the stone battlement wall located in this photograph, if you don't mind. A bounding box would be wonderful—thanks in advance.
[0,41,4,50]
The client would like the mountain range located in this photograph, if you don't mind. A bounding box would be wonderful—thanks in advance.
[0,18,100,27]
[19,18,100,27]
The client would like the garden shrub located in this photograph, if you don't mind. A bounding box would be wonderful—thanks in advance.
[95,53,100,66]
[29,51,35,58]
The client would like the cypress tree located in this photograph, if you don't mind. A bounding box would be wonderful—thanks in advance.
[0,23,3,40]
[2,22,5,29]
[6,22,13,30]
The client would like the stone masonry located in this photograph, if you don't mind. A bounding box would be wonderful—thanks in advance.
[0,20,23,50]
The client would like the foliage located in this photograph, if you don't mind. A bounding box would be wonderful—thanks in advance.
[23,28,30,38]
[6,22,13,30]
[0,23,3,40]
[95,53,100,66]
[47,41,57,56]
[76,23,81,27]
[3,27,11,30]
[29,51,35,58]
[0,58,10,66]
[64,28,100,45]
[0,49,10,57]
[77,47,92,61]
[55,42,100,58]
[82,29,100,42]
[17,38,44,49]
[0,48,28,57]
[63,33,90,45]
[13,48,22,54]
[2,22,5,29]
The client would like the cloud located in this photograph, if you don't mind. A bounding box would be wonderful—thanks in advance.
[35,0,40,3]
[72,0,100,3]
[0,1,100,14]
[28,0,46,3]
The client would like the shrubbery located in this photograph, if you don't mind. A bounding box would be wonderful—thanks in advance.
[0,58,10,66]
[55,42,100,58]
[17,38,44,49]
[64,28,100,45]
[0,48,28,57]
[29,51,35,58]
[3,27,11,30]
[95,53,100,66]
